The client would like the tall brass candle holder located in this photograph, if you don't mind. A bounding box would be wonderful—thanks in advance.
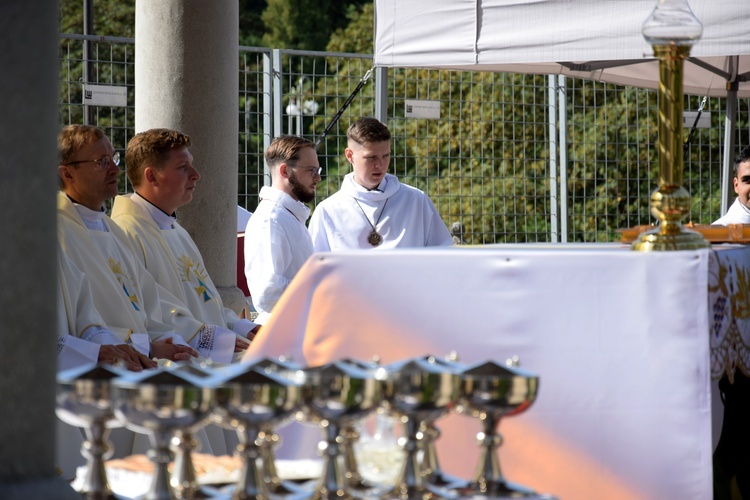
[632,0,709,251]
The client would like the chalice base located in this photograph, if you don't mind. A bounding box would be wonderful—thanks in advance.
[631,226,709,252]
[455,479,556,499]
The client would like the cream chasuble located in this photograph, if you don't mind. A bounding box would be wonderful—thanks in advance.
[56,192,217,354]
[112,194,253,352]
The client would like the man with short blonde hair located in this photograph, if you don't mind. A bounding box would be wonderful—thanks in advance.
[111,128,259,356]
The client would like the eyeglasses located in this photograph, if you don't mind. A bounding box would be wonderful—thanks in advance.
[65,152,120,170]
[292,165,322,178]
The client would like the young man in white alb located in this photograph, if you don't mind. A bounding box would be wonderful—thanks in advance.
[308,117,453,251]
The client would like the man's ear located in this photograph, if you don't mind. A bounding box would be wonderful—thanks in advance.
[58,165,74,185]
[279,162,291,179]
[344,148,353,164]
[144,166,158,184]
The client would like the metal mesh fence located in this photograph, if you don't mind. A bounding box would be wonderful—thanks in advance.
[59,34,750,244]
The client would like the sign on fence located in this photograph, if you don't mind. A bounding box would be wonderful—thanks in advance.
[82,84,127,107]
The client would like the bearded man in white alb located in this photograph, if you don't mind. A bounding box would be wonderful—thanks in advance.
[714,146,750,225]
[111,128,258,359]
[243,135,320,324]
[309,117,453,251]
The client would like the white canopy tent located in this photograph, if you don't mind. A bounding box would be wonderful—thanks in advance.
[374,0,750,213]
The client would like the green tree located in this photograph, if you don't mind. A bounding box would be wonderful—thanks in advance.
[261,0,369,50]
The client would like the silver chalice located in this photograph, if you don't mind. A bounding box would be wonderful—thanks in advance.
[57,363,126,500]
[212,362,302,499]
[385,356,461,500]
[455,360,554,499]
[111,365,216,500]
[300,360,386,500]
[167,363,219,499]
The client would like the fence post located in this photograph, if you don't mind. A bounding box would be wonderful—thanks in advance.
[548,74,559,242]
[375,66,388,123]
[558,75,569,243]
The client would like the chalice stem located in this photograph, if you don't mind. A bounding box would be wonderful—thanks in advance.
[340,424,364,485]
[474,415,504,486]
[145,429,174,500]
[319,422,347,497]
[80,419,114,496]
[259,427,280,480]
[171,429,205,499]
[235,426,265,500]
[395,417,424,496]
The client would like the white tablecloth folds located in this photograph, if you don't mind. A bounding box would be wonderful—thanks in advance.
[243,243,750,500]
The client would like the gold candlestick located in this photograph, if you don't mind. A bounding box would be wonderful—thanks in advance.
[632,0,709,251]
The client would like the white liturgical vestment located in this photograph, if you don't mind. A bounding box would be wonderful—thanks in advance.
[57,192,233,361]
[111,194,256,342]
[243,186,314,324]
[308,173,453,251]
[56,247,143,371]
[714,198,750,225]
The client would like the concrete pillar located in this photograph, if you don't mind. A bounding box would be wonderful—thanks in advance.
[135,0,246,312]
[0,1,77,497]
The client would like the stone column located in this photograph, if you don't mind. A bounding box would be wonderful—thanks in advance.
[135,0,246,312]
[0,1,76,497]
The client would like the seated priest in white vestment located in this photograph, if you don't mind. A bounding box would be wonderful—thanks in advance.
[57,244,156,372]
[714,146,750,225]
[308,117,453,251]
[110,128,259,352]
[244,135,319,324]
[57,125,235,364]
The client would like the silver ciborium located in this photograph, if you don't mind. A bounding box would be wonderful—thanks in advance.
[455,360,554,499]
[212,361,302,499]
[57,363,126,499]
[301,360,386,500]
[111,364,216,500]
[385,356,461,500]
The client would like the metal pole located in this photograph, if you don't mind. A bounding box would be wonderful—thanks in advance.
[374,66,388,123]
[263,51,273,186]
[721,60,739,216]
[547,75,559,242]
[558,76,569,243]
[83,0,95,125]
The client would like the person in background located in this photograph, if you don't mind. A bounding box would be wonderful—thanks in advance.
[243,135,320,324]
[714,146,750,225]
[57,124,203,363]
[308,117,453,251]
[111,128,259,357]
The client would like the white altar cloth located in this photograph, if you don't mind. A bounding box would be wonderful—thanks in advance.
[244,243,734,500]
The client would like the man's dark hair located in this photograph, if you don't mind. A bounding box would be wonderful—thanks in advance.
[347,117,391,145]
[265,135,316,168]
[735,146,750,177]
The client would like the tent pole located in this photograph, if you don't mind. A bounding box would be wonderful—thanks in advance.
[558,75,569,243]
[548,75,559,242]
[375,66,388,123]
[721,87,738,216]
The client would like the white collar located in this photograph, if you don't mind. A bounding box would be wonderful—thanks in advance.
[131,192,176,230]
[259,185,311,222]
[71,200,108,232]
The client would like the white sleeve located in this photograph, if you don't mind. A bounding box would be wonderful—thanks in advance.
[185,325,236,365]
[56,335,100,372]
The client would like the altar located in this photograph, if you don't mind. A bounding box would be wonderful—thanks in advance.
[245,243,750,500]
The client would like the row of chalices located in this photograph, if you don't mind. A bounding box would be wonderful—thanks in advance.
[57,354,556,499]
